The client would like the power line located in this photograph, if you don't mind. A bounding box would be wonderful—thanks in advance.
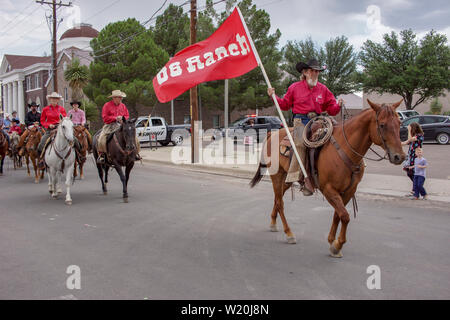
[0,0,35,33]
[92,0,226,60]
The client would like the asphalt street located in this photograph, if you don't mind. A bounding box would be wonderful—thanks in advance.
[0,158,449,299]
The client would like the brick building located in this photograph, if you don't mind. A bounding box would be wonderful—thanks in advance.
[0,23,98,122]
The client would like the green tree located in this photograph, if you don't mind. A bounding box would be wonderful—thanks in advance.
[281,37,318,83]
[151,4,189,57]
[429,98,443,114]
[80,98,99,123]
[84,18,169,118]
[360,29,450,110]
[198,0,283,113]
[318,36,360,96]
[64,58,89,101]
[281,36,359,96]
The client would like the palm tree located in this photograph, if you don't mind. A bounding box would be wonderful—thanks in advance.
[64,58,89,102]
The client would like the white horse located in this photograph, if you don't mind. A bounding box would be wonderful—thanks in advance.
[44,114,76,205]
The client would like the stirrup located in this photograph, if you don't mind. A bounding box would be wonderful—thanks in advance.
[97,154,105,164]
[38,158,46,170]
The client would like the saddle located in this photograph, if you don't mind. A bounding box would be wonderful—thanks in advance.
[280,116,335,191]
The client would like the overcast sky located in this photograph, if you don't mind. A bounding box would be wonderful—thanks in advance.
[0,0,449,60]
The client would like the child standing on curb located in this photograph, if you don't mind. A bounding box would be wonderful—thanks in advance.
[409,147,428,200]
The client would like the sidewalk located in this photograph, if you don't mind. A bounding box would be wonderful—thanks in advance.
[140,143,450,204]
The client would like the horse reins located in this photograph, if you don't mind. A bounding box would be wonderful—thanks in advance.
[340,104,390,162]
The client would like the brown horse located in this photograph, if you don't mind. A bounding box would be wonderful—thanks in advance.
[73,125,89,180]
[20,126,44,183]
[250,99,405,258]
[0,131,8,175]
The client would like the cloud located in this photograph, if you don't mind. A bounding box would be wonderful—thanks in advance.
[348,5,394,50]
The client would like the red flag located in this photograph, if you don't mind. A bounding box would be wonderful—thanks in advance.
[153,8,258,103]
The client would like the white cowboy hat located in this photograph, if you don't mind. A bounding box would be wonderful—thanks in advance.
[46,92,63,100]
[4,112,10,117]
[108,90,126,98]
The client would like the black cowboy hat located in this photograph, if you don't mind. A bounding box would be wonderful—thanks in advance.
[296,58,326,74]
[70,101,82,107]
[28,102,40,108]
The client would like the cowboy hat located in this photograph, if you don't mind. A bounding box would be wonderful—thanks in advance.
[296,58,326,74]
[4,112,10,118]
[70,101,82,107]
[108,90,126,98]
[28,102,40,108]
[46,92,62,100]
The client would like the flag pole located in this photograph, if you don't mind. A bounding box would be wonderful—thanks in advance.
[236,7,307,178]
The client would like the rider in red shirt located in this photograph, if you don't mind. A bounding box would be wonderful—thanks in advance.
[267,58,344,195]
[96,90,141,164]
[37,92,82,168]
[9,119,22,135]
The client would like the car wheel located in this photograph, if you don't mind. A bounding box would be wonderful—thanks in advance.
[172,135,184,146]
[436,133,449,145]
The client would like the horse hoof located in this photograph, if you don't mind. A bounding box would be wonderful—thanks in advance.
[269,224,278,232]
[57,190,62,195]
[330,251,343,258]
[123,198,129,203]
[329,240,343,258]
[103,191,107,195]
[65,200,72,205]
[287,236,297,244]
[52,194,58,199]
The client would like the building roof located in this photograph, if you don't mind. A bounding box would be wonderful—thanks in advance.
[4,54,50,70]
[60,23,99,40]
[337,93,363,109]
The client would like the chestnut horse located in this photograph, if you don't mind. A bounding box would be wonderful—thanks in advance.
[20,126,44,183]
[0,131,8,175]
[73,125,89,180]
[250,99,405,258]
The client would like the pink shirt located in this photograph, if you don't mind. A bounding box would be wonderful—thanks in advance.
[68,108,86,125]
[276,80,341,116]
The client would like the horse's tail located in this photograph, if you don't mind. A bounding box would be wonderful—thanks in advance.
[250,162,267,188]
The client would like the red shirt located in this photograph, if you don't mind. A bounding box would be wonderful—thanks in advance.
[9,125,22,135]
[40,105,67,129]
[276,80,341,116]
[102,100,130,124]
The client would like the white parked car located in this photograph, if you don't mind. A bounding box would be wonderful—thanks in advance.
[135,116,191,146]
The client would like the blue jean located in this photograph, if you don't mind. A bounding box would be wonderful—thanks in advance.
[413,175,426,198]
[293,114,310,126]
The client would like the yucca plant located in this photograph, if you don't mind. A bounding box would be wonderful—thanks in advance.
[64,58,89,101]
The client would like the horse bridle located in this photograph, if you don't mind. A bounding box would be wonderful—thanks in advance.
[341,103,392,162]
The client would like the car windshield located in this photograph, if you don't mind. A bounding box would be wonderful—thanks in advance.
[230,117,247,126]
[404,111,419,117]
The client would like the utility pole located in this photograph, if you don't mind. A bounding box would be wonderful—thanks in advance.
[190,0,198,163]
[36,0,72,93]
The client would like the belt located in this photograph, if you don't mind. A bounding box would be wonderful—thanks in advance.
[293,112,318,119]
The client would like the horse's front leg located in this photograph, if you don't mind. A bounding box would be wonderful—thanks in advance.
[125,160,134,186]
[113,163,128,202]
[65,162,74,205]
[79,160,84,180]
[322,185,352,258]
[73,161,78,179]
[25,154,31,177]
[56,170,62,194]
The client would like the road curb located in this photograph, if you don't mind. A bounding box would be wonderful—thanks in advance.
[141,157,450,204]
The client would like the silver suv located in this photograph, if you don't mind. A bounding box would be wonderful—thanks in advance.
[397,110,420,121]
